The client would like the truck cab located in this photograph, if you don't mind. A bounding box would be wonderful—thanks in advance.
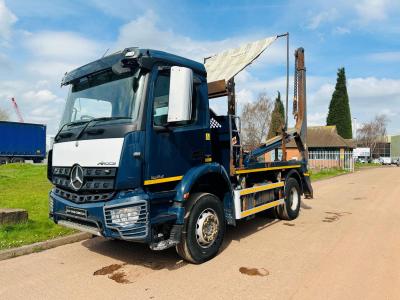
[49,42,312,263]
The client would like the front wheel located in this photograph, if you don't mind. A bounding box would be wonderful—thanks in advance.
[11,157,24,163]
[176,193,225,264]
[0,157,9,165]
[276,177,301,220]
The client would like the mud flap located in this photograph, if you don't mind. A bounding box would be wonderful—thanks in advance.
[302,175,313,199]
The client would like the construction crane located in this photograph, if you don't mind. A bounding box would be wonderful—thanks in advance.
[10,97,24,123]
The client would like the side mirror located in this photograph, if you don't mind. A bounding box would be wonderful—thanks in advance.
[167,66,193,123]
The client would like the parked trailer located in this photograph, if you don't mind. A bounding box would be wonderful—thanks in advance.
[0,121,46,164]
[48,34,313,263]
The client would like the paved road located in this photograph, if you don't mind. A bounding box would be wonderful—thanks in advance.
[1,167,400,300]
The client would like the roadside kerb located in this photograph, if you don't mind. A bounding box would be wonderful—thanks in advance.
[0,232,92,261]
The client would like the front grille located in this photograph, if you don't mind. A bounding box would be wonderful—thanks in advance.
[104,201,148,240]
[54,188,115,203]
[52,166,117,192]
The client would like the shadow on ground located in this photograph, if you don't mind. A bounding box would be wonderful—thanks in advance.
[82,213,282,272]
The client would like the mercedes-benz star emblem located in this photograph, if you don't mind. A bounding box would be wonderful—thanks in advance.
[70,164,84,191]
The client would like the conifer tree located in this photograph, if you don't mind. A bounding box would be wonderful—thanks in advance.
[267,91,285,139]
[326,67,352,139]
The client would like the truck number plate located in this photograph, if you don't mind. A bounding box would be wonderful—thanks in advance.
[65,206,88,218]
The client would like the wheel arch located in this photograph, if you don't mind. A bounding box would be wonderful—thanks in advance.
[174,163,235,225]
[284,169,303,194]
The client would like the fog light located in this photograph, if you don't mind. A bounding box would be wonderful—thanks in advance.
[110,206,141,227]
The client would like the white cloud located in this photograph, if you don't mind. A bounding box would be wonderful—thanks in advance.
[26,61,79,78]
[0,52,10,68]
[30,105,59,117]
[24,31,103,63]
[308,112,327,126]
[367,51,400,62]
[0,0,17,43]
[236,88,255,105]
[332,26,351,35]
[87,0,151,20]
[346,77,400,132]
[355,0,389,23]
[115,10,283,64]
[0,80,65,131]
[307,8,338,30]
[19,10,280,84]
[348,77,400,99]
[22,89,58,104]
[12,11,274,132]
[305,76,400,132]
[21,30,106,83]
[303,1,398,33]
[3,8,399,136]
[0,80,24,100]
[234,71,290,99]
[308,82,334,106]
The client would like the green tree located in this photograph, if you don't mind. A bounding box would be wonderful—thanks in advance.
[326,67,352,138]
[267,91,285,139]
[0,108,9,121]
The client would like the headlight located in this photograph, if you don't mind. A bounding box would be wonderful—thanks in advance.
[110,206,141,227]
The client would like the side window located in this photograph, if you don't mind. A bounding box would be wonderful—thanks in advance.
[153,73,170,126]
[153,70,198,126]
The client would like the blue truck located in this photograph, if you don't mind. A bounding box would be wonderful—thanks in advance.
[0,121,46,164]
[48,35,313,263]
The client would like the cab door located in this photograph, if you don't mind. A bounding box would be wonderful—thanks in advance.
[144,66,209,186]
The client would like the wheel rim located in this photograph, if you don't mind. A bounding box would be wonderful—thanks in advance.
[195,208,219,248]
[290,186,299,210]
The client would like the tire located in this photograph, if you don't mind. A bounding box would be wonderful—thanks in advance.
[11,157,24,163]
[0,157,9,165]
[176,193,225,264]
[276,177,301,220]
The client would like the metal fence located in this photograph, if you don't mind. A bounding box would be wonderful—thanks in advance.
[308,150,354,172]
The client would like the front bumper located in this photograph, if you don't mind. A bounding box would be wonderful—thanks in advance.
[50,190,151,242]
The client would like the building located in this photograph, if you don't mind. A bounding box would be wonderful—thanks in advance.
[283,126,354,170]
[372,142,390,158]
[356,135,392,159]
[285,125,353,154]
[390,135,400,160]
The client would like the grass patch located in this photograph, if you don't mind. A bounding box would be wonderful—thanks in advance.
[0,164,74,250]
[355,162,381,169]
[310,168,349,181]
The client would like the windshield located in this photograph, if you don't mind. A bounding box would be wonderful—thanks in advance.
[60,68,144,129]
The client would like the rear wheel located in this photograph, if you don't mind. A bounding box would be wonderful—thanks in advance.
[176,193,225,264]
[276,177,301,220]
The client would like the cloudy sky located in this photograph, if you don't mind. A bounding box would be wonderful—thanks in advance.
[0,0,399,135]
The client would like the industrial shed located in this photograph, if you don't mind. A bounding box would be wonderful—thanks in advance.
[390,135,400,160]
[285,126,355,171]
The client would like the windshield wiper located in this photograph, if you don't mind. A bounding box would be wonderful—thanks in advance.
[54,120,90,142]
[75,117,132,140]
